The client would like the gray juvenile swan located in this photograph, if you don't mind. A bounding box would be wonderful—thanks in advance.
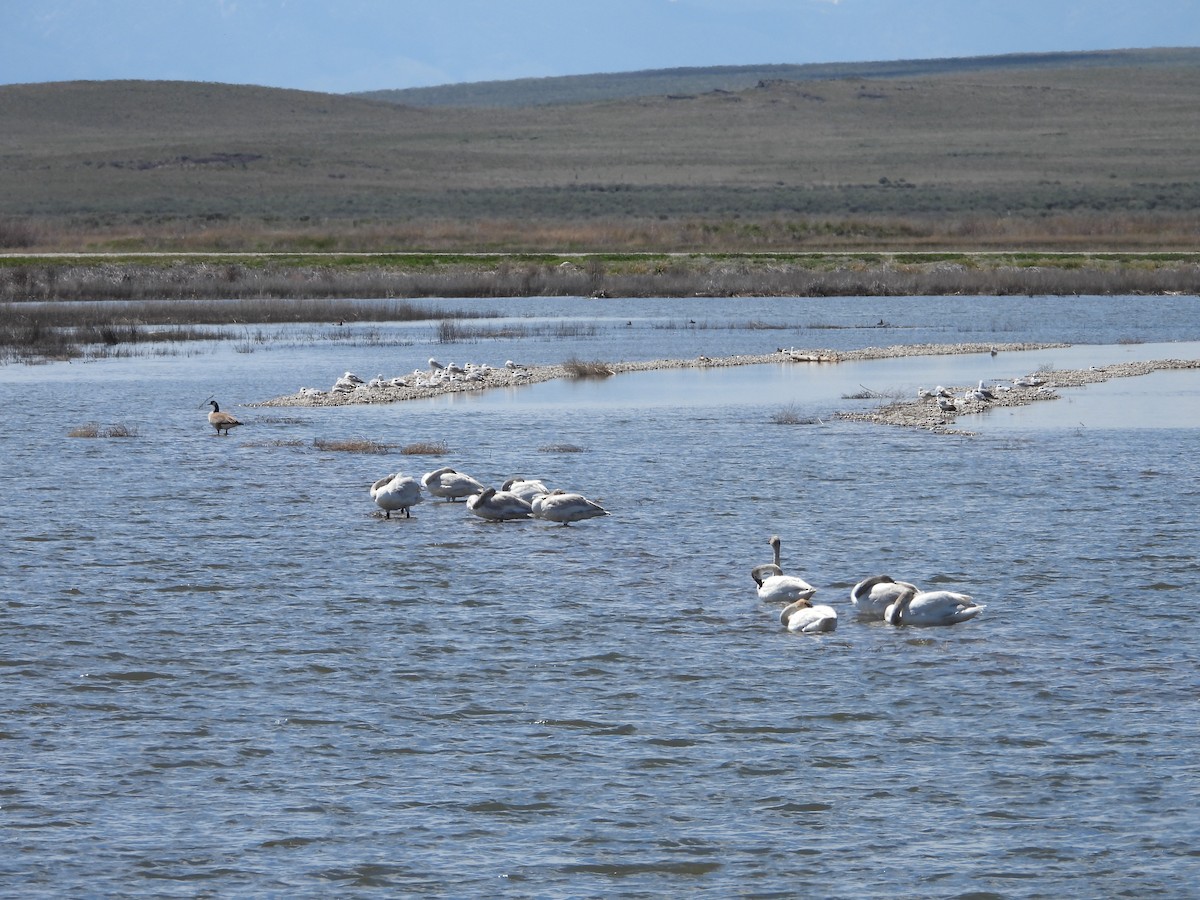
[502,478,551,503]
[467,487,532,522]
[422,467,485,502]
[370,473,423,519]
[530,490,608,525]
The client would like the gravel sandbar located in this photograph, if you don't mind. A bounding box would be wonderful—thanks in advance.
[254,341,1198,436]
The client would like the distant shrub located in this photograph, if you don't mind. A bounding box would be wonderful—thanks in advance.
[563,357,614,378]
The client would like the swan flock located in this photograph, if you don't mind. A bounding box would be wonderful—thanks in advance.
[755,537,985,634]
[368,466,609,526]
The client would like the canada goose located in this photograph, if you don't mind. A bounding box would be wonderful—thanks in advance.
[207,400,242,436]
[530,490,608,525]
[421,467,485,502]
[466,487,532,522]
[370,473,422,519]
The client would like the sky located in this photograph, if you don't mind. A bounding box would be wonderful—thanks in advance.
[2,0,1198,94]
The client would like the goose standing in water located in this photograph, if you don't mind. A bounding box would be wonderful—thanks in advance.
[883,584,985,627]
[421,467,485,502]
[530,490,608,525]
[779,597,838,633]
[750,535,817,603]
[370,473,423,519]
[466,487,532,522]
[850,574,920,620]
[207,400,242,436]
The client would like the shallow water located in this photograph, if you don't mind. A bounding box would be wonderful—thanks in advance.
[2,295,1199,897]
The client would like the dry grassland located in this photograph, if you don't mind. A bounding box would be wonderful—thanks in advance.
[2,49,1200,254]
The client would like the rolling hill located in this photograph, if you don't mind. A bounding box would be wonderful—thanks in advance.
[2,47,1199,251]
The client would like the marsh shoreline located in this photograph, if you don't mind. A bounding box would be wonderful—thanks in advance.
[3,255,1199,303]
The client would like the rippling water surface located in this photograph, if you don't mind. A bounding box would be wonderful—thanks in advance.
[3,295,1199,897]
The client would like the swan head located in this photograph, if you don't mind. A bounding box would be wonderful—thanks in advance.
[750,563,783,586]
[852,574,895,600]
[883,584,919,626]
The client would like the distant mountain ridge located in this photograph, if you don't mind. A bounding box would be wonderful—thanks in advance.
[353,47,1200,107]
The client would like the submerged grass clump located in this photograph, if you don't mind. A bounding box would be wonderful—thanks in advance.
[563,357,614,379]
[770,404,822,426]
[313,437,392,454]
[401,441,449,455]
[68,422,139,438]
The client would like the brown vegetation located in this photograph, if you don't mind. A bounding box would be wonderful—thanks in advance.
[312,437,393,454]
[401,441,449,455]
[563,358,615,379]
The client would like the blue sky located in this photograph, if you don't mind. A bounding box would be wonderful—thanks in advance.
[2,0,1197,93]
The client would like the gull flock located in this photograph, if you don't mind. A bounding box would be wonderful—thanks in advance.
[916,374,1055,414]
[308,358,532,400]
[754,535,985,633]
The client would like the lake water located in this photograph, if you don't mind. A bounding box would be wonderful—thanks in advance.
[2,295,1199,897]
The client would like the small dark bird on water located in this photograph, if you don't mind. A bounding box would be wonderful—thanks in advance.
[207,400,242,436]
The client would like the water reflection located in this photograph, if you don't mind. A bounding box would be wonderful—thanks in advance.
[969,368,1200,431]
[424,341,1200,422]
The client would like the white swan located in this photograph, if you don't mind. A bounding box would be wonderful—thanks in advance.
[883,584,985,627]
[530,490,608,525]
[779,597,838,633]
[370,473,423,519]
[466,487,532,522]
[501,477,550,502]
[850,574,920,620]
[207,400,242,436]
[750,535,817,603]
[421,466,485,502]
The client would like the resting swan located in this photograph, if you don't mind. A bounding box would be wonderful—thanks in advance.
[779,597,838,633]
[751,535,817,603]
[530,490,608,525]
[466,487,532,522]
[370,473,422,519]
[501,478,550,503]
[883,584,985,627]
[421,467,485,502]
[850,574,920,620]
